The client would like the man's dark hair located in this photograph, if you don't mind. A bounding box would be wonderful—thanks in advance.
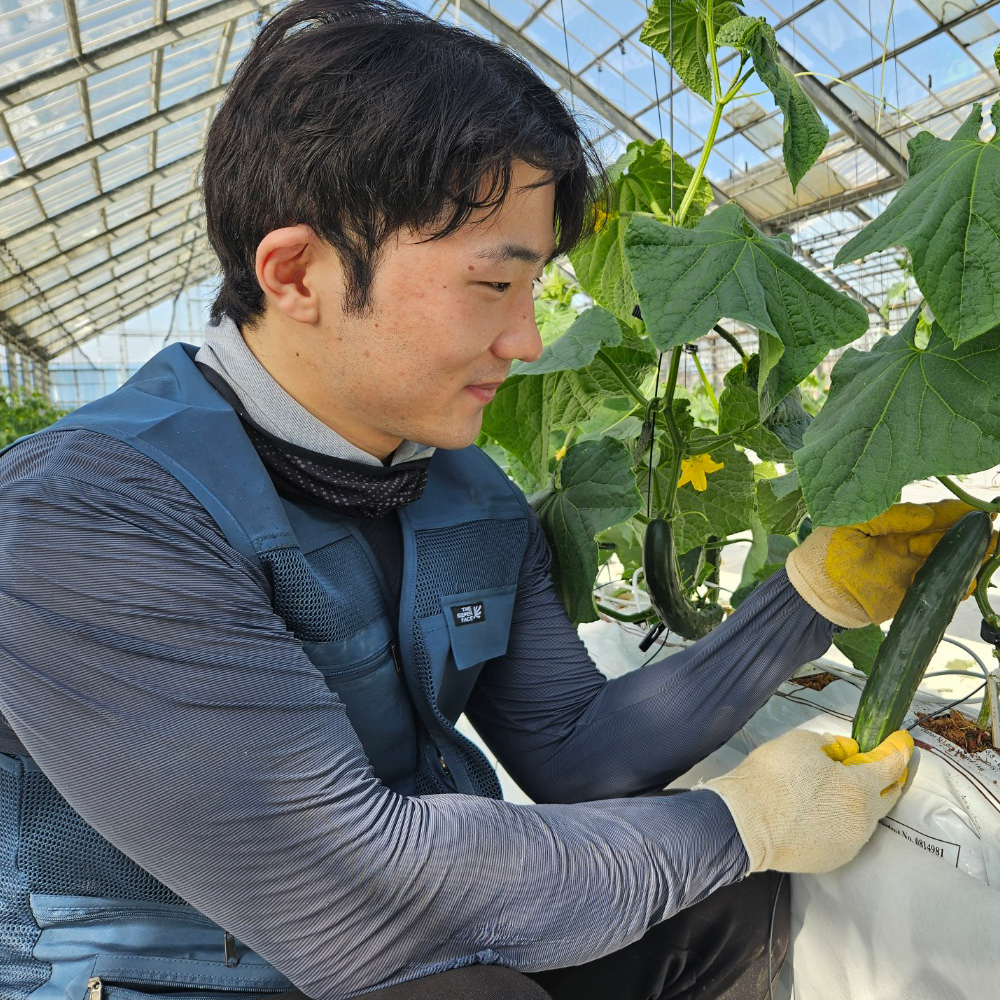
[203,0,602,327]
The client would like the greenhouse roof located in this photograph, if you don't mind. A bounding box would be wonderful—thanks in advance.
[0,0,997,361]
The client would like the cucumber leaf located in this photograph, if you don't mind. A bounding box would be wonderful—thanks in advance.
[640,0,742,102]
[625,205,869,417]
[832,624,885,676]
[531,438,643,624]
[835,103,1000,346]
[535,300,577,346]
[514,305,623,375]
[731,515,791,607]
[569,139,712,327]
[757,470,806,535]
[716,15,828,190]
[796,310,1000,525]
[483,337,656,488]
[717,356,811,461]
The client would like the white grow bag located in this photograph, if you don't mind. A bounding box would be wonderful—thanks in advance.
[577,622,1000,1000]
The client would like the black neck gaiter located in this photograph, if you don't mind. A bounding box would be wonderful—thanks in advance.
[198,364,431,518]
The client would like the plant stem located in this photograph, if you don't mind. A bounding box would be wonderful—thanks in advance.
[596,348,648,406]
[702,534,754,549]
[620,210,670,222]
[556,426,577,459]
[690,350,719,415]
[660,347,685,517]
[596,603,651,623]
[975,548,1000,628]
[676,103,723,228]
[977,687,992,730]
[705,0,723,106]
[675,2,739,230]
[713,324,748,358]
[937,476,1000,513]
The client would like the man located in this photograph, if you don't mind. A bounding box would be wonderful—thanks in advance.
[0,2,943,998]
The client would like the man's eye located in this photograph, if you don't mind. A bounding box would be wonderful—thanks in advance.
[487,282,511,292]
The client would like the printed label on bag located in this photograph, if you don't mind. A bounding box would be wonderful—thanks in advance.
[450,602,485,626]
[879,816,962,867]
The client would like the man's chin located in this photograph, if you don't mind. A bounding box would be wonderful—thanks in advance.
[420,417,484,452]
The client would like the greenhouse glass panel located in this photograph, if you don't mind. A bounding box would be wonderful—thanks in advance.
[34,163,99,216]
[154,112,209,168]
[906,32,978,95]
[559,0,626,54]
[77,0,154,50]
[148,207,197,239]
[160,31,222,101]
[103,188,151,229]
[97,136,153,190]
[167,0,219,15]
[14,228,58,266]
[482,0,534,30]
[223,15,261,80]
[968,32,1000,68]
[580,62,652,118]
[525,10,590,73]
[864,0,937,46]
[0,139,20,181]
[67,245,111,276]
[87,56,155,136]
[950,10,999,47]
[0,0,71,88]
[0,187,42,235]
[107,228,151,258]
[793,1,876,70]
[7,85,87,167]
[719,129,771,172]
[151,171,195,207]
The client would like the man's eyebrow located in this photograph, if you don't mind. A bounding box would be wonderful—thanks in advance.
[476,242,559,266]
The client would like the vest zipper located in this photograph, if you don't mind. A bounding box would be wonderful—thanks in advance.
[224,930,239,967]
[86,979,103,1000]
[390,641,402,676]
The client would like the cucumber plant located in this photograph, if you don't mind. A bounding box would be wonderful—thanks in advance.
[478,0,1000,739]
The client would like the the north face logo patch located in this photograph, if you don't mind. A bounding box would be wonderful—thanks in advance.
[450,602,486,626]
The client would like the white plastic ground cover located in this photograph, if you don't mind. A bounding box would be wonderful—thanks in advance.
[577,621,1000,1000]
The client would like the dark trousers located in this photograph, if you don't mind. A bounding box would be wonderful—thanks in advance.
[275,868,788,1000]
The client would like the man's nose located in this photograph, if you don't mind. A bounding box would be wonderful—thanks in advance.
[494,290,543,363]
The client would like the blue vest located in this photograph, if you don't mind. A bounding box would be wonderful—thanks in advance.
[0,345,531,1000]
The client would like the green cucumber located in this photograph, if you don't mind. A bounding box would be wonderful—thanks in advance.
[643,518,724,641]
[852,510,992,752]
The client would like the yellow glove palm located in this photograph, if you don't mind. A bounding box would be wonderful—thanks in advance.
[822,730,912,792]
[787,500,996,628]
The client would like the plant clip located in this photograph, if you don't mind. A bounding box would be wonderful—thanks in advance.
[980,618,1000,652]
[638,620,666,652]
[682,343,699,354]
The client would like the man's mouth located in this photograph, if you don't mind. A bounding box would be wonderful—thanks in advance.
[465,380,505,404]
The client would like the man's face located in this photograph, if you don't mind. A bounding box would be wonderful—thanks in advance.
[301,161,555,458]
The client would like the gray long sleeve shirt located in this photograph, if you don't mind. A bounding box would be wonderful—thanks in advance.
[0,426,834,998]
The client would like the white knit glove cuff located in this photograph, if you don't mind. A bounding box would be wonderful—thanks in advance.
[785,527,871,629]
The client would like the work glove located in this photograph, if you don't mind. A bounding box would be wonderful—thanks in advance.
[786,499,996,628]
[699,728,913,874]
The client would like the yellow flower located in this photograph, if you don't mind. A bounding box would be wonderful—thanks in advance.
[678,453,725,492]
[554,445,568,461]
[592,205,617,233]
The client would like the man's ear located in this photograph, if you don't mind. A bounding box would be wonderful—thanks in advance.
[254,225,330,323]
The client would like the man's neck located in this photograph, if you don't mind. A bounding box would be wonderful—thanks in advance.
[195,316,434,466]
